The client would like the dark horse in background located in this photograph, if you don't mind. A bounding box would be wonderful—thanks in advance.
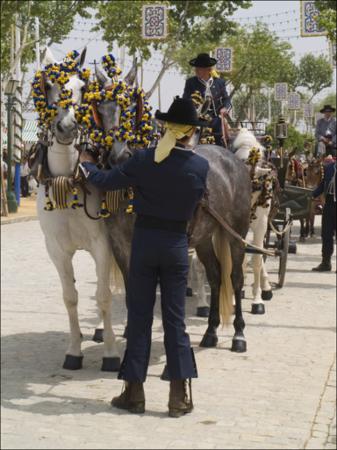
[91,67,252,353]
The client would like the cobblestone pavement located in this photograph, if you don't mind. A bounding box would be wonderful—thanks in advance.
[1,219,336,449]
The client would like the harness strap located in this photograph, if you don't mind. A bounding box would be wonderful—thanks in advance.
[200,198,276,257]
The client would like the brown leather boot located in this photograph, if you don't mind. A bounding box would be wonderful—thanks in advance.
[111,382,145,414]
[168,379,193,418]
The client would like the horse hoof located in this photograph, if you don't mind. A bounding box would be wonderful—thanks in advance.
[231,338,247,353]
[160,365,170,381]
[241,290,245,299]
[196,306,210,317]
[101,357,120,372]
[288,242,297,254]
[199,333,218,348]
[63,354,83,370]
[251,303,265,315]
[92,328,104,343]
[186,287,193,297]
[261,290,273,301]
[123,326,128,339]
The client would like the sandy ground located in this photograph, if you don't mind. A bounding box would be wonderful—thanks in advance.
[1,217,336,449]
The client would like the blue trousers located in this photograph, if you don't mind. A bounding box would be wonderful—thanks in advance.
[118,227,198,382]
[210,117,224,147]
[322,195,336,258]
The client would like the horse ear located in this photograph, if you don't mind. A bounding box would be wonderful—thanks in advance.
[43,47,57,66]
[136,94,144,127]
[78,47,87,67]
[124,57,138,86]
[40,71,48,98]
[91,101,103,129]
[96,67,108,86]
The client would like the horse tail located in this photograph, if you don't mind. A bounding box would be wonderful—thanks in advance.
[110,255,125,294]
[213,227,234,325]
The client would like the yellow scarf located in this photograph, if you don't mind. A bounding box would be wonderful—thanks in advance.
[154,122,195,163]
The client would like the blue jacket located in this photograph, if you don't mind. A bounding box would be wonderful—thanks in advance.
[81,147,209,221]
[313,161,336,198]
[183,76,231,116]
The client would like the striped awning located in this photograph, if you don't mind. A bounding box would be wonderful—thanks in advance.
[22,120,38,143]
[1,119,39,145]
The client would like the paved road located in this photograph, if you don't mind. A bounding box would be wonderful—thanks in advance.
[1,220,336,449]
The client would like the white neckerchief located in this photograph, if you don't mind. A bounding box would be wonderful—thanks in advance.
[198,77,213,94]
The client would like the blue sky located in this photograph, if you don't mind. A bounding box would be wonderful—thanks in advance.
[24,0,336,117]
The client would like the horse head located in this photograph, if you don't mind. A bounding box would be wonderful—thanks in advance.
[306,158,324,188]
[232,128,265,162]
[93,57,143,165]
[41,47,87,146]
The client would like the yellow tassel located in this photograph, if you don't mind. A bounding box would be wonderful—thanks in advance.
[99,200,111,218]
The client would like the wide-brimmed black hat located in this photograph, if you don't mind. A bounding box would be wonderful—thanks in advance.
[189,53,217,67]
[320,104,336,113]
[155,97,210,127]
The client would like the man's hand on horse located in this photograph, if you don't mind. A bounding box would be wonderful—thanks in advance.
[220,107,228,116]
[79,150,96,164]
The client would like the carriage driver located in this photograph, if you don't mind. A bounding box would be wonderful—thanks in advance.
[183,53,231,146]
[79,97,210,417]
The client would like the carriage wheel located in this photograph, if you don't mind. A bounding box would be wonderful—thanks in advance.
[277,208,291,288]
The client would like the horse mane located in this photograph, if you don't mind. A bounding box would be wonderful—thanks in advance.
[232,128,265,162]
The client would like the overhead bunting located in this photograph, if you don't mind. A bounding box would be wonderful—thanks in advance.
[214,48,233,72]
[288,92,301,110]
[300,1,327,37]
[142,4,168,40]
[274,83,288,101]
[303,103,314,118]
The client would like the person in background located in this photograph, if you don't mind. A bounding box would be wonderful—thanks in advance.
[312,160,336,272]
[183,53,231,146]
[20,154,30,198]
[315,105,336,157]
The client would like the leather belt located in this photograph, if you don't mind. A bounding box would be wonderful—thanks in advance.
[135,215,187,234]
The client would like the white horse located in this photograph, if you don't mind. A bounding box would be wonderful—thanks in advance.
[232,128,273,314]
[36,48,120,371]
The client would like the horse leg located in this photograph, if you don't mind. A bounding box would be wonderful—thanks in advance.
[241,254,248,299]
[45,242,83,369]
[299,218,306,242]
[191,253,209,317]
[230,240,247,352]
[186,250,194,297]
[196,239,221,348]
[250,207,269,314]
[91,242,120,372]
[260,260,273,300]
[310,208,316,237]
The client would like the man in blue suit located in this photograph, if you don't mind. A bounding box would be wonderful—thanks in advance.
[183,53,231,146]
[79,97,210,417]
[312,160,336,272]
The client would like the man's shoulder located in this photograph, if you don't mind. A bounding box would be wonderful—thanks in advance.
[186,76,198,85]
[132,147,155,161]
[191,152,210,171]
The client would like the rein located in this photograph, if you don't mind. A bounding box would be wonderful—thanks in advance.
[199,196,276,257]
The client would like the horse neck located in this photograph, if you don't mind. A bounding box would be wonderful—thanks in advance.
[47,139,78,177]
[235,145,252,161]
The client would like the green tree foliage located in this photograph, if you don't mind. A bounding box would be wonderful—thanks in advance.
[315,0,336,43]
[232,90,281,123]
[297,54,333,102]
[315,91,337,112]
[94,0,252,96]
[266,124,312,153]
[0,0,94,78]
